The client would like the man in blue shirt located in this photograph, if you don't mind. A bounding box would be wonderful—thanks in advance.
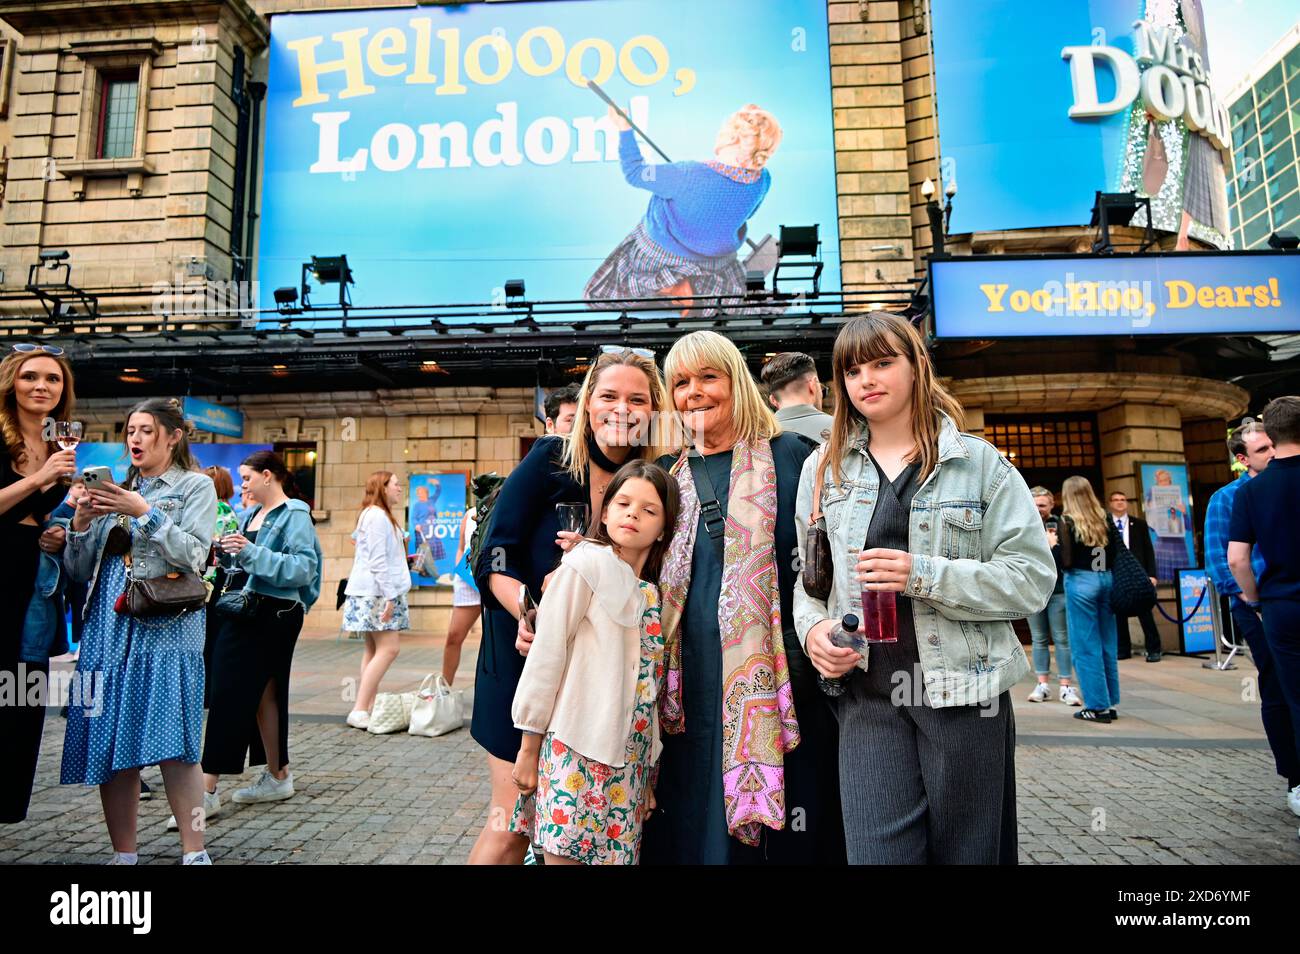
[1228,398,1300,818]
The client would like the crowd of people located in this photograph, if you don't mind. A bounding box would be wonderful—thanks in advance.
[4,325,1299,865]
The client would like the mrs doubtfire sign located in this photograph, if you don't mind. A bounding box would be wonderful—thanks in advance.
[257,0,842,315]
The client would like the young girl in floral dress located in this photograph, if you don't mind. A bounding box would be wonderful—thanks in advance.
[509,460,678,865]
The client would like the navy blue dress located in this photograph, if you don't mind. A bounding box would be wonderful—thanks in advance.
[471,437,585,762]
[642,434,845,864]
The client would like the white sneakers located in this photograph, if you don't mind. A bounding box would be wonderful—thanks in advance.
[166,789,222,831]
[346,709,370,730]
[182,850,213,865]
[1027,683,1082,706]
[1027,682,1052,703]
[232,769,295,804]
[1289,784,1300,818]
[105,851,138,865]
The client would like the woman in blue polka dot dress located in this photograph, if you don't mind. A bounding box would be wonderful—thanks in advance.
[61,398,217,866]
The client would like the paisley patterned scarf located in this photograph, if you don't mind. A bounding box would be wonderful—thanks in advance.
[658,438,800,846]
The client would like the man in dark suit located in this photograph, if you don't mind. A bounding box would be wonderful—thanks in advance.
[1108,490,1163,662]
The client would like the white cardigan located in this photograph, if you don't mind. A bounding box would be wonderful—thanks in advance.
[512,542,658,768]
[344,507,412,601]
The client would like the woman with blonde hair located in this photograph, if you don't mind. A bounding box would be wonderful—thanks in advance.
[1059,475,1122,724]
[470,346,669,864]
[585,104,783,316]
[794,313,1054,864]
[0,345,78,823]
[641,329,844,865]
[344,471,412,729]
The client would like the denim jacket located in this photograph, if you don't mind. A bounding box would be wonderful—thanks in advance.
[232,499,323,610]
[20,504,73,662]
[64,466,217,616]
[794,413,1055,707]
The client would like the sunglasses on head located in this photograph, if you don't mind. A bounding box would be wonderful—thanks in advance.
[12,343,65,356]
[599,345,654,360]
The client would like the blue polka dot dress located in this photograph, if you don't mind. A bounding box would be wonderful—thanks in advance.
[61,482,206,786]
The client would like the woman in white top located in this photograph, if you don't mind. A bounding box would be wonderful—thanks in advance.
[344,471,412,729]
[444,505,481,686]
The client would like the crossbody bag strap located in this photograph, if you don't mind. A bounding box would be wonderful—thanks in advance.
[810,446,828,523]
[686,449,726,561]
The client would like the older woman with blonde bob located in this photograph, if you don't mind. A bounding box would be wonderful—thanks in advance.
[794,313,1055,865]
[642,330,844,865]
[586,104,784,316]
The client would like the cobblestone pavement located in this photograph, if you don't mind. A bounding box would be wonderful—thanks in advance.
[4,634,1297,865]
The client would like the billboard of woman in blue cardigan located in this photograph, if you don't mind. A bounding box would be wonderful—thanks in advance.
[585,104,782,317]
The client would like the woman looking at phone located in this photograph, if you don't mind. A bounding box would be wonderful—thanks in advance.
[793,313,1055,865]
[187,451,321,825]
[60,398,217,864]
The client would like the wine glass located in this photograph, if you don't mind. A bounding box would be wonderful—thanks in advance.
[556,503,589,535]
[55,420,82,451]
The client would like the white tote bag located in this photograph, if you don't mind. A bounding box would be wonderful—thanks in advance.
[368,691,415,734]
[409,673,463,737]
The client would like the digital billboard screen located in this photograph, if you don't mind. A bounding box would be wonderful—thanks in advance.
[257,0,841,318]
[931,0,1234,249]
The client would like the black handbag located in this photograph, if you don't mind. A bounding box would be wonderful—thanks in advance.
[801,455,833,602]
[1109,521,1157,615]
[214,588,259,619]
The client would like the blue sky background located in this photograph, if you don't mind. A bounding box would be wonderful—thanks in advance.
[257,0,840,315]
[1203,0,1300,97]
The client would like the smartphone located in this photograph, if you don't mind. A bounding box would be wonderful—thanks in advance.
[81,466,114,490]
[518,585,538,629]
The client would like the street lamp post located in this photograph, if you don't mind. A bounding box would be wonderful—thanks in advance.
[921,177,957,256]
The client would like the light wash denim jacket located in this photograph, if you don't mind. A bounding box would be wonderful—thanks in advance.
[64,465,217,616]
[231,499,323,610]
[794,413,1055,707]
[20,504,73,662]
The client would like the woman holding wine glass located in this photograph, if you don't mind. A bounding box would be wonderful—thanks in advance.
[468,346,670,864]
[0,344,78,823]
[793,313,1055,864]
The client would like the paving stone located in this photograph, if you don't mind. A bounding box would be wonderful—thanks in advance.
[9,638,1296,865]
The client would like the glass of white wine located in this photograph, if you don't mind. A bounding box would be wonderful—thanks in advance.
[55,420,82,451]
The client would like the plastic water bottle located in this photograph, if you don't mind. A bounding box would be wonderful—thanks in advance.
[817,613,863,698]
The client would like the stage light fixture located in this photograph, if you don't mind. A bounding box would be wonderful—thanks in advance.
[773,224,823,298]
[1090,191,1154,254]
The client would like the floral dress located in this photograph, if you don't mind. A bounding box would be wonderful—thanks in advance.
[510,581,663,865]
